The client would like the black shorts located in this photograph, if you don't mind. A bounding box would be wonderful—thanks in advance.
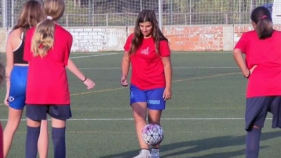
[245,96,281,131]
[26,104,72,121]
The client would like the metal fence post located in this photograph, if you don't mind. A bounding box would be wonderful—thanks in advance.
[2,0,7,27]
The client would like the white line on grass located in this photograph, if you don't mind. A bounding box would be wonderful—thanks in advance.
[0,117,272,121]
[70,53,118,59]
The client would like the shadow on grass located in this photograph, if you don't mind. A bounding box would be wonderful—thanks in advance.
[100,130,281,158]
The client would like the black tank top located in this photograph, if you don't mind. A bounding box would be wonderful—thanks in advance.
[13,33,28,64]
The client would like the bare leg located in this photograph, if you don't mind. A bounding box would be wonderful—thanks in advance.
[3,108,23,158]
[131,102,149,149]
[38,120,49,158]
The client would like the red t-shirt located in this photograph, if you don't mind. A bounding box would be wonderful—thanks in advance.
[124,34,171,90]
[24,24,72,104]
[234,30,281,98]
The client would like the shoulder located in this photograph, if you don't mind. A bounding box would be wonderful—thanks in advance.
[242,30,255,36]
[272,30,281,35]
[55,25,72,38]
[8,28,21,40]
[127,33,134,40]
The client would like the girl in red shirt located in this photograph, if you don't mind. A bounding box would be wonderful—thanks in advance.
[233,6,281,158]
[24,0,95,158]
[121,10,172,158]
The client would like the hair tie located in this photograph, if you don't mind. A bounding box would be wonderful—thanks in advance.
[46,16,53,20]
[261,15,267,19]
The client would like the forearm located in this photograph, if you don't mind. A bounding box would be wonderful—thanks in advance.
[233,49,249,76]
[66,59,86,81]
[121,55,130,77]
[164,64,172,90]
[5,66,12,94]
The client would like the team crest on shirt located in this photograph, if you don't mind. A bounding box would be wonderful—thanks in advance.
[8,96,15,102]
[141,47,150,55]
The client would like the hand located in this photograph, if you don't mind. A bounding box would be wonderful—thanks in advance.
[163,88,172,101]
[120,76,128,86]
[250,65,257,74]
[83,78,95,89]
[4,96,9,107]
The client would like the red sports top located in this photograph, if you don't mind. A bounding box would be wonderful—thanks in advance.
[235,30,281,98]
[24,24,72,104]
[124,34,171,90]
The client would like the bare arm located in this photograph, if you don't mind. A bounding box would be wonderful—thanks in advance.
[162,56,172,100]
[66,59,95,89]
[233,48,254,78]
[4,35,14,106]
[120,52,130,86]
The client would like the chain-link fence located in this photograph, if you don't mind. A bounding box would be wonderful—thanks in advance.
[0,0,275,27]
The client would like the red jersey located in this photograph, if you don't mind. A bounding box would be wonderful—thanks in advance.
[24,24,72,104]
[124,34,171,90]
[235,30,281,98]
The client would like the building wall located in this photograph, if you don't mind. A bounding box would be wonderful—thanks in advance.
[0,25,274,53]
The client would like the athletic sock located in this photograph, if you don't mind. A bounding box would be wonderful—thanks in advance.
[52,127,66,158]
[246,128,261,158]
[25,126,40,158]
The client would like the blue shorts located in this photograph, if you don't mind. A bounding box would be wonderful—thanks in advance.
[130,84,166,110]
[245,96,281,131]
[26,104,72,121]
[8,66,28,110]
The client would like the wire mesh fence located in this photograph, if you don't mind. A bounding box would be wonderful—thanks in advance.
[0,0,275,27]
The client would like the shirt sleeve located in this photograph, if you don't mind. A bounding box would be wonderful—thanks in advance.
[64,33,73,66]
[234,33,247,54]
[124,34,134,52]
[23,30,33,62]
[159,40,171,57]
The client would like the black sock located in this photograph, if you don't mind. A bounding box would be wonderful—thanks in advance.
[52,127,66,158]
[25,126,40,158]
[246,128,261,158]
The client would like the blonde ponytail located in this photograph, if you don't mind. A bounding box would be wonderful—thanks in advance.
[31,20,55,57]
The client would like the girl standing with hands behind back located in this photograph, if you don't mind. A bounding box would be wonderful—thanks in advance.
[121,10,172,158]
[24,0,95,158]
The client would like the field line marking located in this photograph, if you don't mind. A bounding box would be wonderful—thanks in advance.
[69,72,240,96]
[0,72,240,106]
[70,53,118,59]
[70,87,126,96]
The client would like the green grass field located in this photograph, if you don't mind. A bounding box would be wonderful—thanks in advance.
[1,52,281,158]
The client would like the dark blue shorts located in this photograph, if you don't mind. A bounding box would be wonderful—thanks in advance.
[245,96,281,131]
[26,104,72,121]
[130,84,166,110]
[8,66,28,110]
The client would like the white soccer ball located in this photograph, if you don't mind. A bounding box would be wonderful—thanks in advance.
[141,124,164,146]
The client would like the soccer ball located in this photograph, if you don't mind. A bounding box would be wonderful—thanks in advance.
[141,124,164,146]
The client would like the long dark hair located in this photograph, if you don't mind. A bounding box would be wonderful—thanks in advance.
[129,10,168,55]
[13,0,44,33]
[251,6,273,39]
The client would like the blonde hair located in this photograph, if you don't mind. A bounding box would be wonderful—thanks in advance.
[31,0,65,57]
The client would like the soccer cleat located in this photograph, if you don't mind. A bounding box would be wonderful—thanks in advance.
[151,148,160,158]
[133,149,151,158]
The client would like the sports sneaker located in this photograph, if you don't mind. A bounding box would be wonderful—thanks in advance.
[133,149,151,158]
[151,148,160,158]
